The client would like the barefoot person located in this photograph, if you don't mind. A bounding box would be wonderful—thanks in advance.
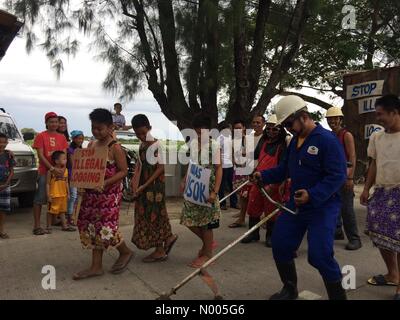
[73,108,133,280]
[130,114,178,262]
[361,95,400,300]
[180,114,222,268]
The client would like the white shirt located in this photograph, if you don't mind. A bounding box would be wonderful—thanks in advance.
[219,134,233,168]
[368,130,400,187]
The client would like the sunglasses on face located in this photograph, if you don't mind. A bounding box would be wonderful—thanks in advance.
[282,119,294,128]
[265,126,280,132]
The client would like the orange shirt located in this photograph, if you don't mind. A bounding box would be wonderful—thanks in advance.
[33,131,68,175]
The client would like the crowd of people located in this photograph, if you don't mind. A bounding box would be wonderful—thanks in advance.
[0,94,399,300]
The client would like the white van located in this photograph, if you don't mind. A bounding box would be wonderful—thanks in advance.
[0,108,37,207]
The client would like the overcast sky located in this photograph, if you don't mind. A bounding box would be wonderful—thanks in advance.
[1,11,339,140]
[0,33,185,140]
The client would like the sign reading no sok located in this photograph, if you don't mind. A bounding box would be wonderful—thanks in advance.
[184,162,211,207]
[70,147,108,189]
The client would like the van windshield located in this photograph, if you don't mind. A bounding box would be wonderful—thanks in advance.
[0,116,22,140]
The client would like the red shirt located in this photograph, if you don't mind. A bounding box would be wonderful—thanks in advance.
[33,131,68,175]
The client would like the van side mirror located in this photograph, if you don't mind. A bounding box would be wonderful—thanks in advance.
[23,132,34,141]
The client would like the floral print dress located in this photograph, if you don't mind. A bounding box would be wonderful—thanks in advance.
[131,141,173,250]
[77,144,123,250]
[180,139,221,228]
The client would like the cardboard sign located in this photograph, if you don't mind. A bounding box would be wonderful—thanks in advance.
[364,124,384,140]
[184,162,211,207]
[346,80,384,100]
[358,96,380,114]
[70,147,108,189]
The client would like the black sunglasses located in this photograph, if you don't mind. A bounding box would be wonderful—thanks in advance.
[265,126,280,132]
[282,114,300,128]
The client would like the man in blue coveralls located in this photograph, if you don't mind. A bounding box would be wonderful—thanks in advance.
[252,95,347,300]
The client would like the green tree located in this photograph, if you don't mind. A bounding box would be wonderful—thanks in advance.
[21,128,37,135]
[6,0,400,127]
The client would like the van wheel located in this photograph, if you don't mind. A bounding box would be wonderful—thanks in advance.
[18,192,35,208]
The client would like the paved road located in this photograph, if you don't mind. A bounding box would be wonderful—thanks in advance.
[0,187,397,300]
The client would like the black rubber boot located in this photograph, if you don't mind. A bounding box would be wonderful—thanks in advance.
[269,261,298,300]
[241,217,260,243]
[334,228,345,240]
[265,221,275,247]
[323,280,347,300]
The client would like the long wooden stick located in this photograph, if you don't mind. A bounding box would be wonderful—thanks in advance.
[159,207,281,299]
[219,180,250,204]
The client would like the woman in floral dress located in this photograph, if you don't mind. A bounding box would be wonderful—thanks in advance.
[73,109,134,280]
[181,114,222,268]
[131,114,178,262]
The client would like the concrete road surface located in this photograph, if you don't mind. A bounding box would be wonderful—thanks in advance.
[0,186,397,300]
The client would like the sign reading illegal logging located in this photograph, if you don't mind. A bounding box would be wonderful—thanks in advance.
[364,124,384,140]
[70,147,108,189]
[184,162,211,207]
[358,96,381,115]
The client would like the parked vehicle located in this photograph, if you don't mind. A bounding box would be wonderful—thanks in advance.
[0,108,37,207]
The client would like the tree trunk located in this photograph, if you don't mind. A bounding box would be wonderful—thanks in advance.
[188,0,206,113]
[226,0,248,123]
[157,0,192,129]
[202,0,219,127]
[246,0,271,109]
[251,0,310,118]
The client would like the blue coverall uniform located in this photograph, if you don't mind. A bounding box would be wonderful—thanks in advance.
[261,124,347,282]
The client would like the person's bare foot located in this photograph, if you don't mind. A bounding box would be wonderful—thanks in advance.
[142,250,168,263]
[198,241,218,257]
[110,251,134,273]
[73,268,104,280]
[384,274,399,285]
[164,234,178,255]
[188,255,214,268]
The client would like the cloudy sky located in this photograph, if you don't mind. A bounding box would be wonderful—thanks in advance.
[1,11,338,140]
[0,32,184,140]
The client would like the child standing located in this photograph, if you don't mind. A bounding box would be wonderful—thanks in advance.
[66,130,84,225]
[0,133,16,239]
[74,108,133,280]
[131,114,178,262]
[181,114,222,268]
[46,151,76,233]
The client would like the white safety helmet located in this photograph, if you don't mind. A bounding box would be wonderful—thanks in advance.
[325,106,344,118]
[275,95,307,125]
[266,114,278,125]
